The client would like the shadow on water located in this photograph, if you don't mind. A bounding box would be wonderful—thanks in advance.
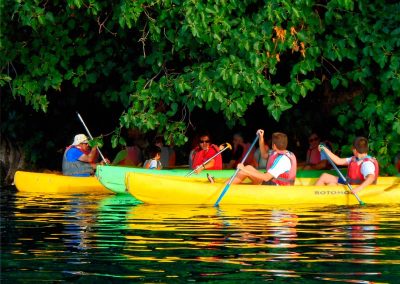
[1,191,400,283]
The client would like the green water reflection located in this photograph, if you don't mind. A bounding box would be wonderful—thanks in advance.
[1,191,400,283]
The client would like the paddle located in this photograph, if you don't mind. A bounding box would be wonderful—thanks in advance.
[186,143,232,177]
[76,112,109,165]
[320,145,365,205]
[214,135,259,207]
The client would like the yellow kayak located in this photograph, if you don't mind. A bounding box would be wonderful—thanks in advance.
[14,171,111,194]
[126,172,400,205]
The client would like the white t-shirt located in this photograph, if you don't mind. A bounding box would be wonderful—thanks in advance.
[345,157,375,178]
[143,159,162,169]
[267,155,291,178]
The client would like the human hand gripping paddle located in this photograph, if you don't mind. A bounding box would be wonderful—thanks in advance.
[76,112,109,165]
[319,144,365,205]
[186,143,232,177]
[214,135,259,207]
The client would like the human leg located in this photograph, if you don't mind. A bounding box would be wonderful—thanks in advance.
[315,173,339,185]
[232,165,263,185]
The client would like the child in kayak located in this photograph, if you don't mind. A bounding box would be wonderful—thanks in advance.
[143,145,162,170]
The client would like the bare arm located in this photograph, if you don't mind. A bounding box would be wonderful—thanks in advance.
[352,174,376,194]
[78,146,98,163]
[194,157,216,174]
[257,130,269,160]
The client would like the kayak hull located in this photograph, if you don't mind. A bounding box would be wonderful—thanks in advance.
[14,171,110,194]
[126,172,400,206]
[96,165,347,194]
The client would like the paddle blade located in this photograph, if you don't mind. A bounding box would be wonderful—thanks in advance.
[214,183,231,207]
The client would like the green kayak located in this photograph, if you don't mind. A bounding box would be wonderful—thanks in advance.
[96,165,347,194]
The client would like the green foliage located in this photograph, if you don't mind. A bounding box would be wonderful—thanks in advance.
[1,0,399,174]
[322,1,400,174]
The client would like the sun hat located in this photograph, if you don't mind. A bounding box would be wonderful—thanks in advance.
[72,134,89,146]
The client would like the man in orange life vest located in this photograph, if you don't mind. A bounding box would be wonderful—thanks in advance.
[232,130,297,185]
[190,132,223,174]
[316,136,379,194]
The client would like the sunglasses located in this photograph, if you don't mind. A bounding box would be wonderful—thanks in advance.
[200,140,210,144]
[309,137,319,142]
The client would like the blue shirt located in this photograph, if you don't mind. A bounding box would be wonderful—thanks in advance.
[66,147,84,162]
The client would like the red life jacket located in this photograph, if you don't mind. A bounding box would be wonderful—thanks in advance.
[191,144,223,170]
[66,145,98,164]
[347,156,379,184]
[266,150,297,185]
[306,140,332,165]
[306,147,320,165]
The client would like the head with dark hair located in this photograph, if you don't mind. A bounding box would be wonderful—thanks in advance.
[353,136,369,154]
[272,132,288,150]
[198,131,212,150]
[147,145,161,159]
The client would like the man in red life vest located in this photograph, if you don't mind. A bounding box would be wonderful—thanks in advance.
[190,132,223,174]
[232,130,297,185]
[316,136,379,194]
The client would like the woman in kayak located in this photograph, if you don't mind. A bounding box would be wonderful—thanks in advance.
[190,131,223,174]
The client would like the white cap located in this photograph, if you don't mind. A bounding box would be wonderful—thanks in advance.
[72,134,88,146]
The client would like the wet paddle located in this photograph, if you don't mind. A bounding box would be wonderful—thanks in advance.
[76,112,109,165]
[214,136,259,206]
[186,143,232,177]
[320,145,365,205]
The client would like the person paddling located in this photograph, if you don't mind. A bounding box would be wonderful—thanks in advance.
[189,131,223,174]
[62,134,109,176]
[231,130,297,186]
[315,136,379,194]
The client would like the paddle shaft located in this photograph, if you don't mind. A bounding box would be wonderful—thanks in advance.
[186,143,231,177]
[76,112,108,164]
[321,146,364,205]
[214,136,259,206]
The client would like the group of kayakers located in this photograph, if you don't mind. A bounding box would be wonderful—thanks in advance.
[62,129,379,194]
[175,129,379,194]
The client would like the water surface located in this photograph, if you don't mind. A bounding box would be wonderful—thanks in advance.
[1,190,399,283]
